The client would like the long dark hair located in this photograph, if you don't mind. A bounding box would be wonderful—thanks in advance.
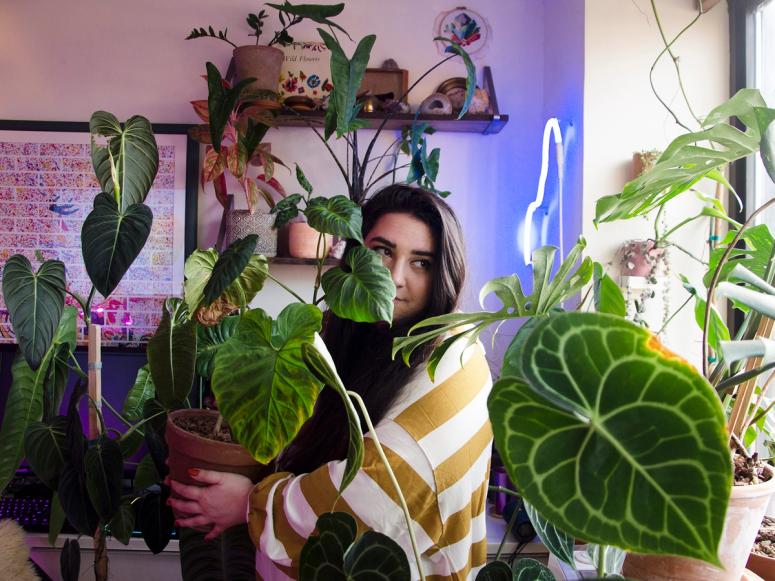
[278,185,466,474]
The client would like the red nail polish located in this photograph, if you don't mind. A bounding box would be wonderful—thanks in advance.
[188,468,200,477]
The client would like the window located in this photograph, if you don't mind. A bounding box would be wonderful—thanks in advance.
[752,0,775,226]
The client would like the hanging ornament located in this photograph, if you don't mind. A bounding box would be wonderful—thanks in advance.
[433,6,491,58]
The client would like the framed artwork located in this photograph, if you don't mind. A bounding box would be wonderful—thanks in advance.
[0,120,199,347]
[433,7,492,58]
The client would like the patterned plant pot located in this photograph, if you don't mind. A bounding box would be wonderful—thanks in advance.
[224,210,277,257]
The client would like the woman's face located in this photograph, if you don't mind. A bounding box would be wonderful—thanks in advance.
[365,212,435,323]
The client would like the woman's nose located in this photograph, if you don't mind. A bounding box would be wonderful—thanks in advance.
[390,260,407,287]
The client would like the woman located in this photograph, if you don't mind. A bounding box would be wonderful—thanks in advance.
[170,185,493,580]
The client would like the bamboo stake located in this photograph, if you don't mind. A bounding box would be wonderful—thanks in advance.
[87,323,102,440]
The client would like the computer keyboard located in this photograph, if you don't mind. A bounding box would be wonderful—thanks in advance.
[0,495,50,531]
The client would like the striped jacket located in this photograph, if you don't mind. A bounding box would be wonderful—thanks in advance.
[248,340,493,580]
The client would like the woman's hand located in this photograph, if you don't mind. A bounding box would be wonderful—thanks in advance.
[168,468,255,541]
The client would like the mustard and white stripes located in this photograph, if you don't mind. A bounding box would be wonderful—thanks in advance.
[248,340,493,580]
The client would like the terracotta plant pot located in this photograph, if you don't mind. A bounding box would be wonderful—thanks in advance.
[288,222,332,259]
[224,209,277,257]
[232,45,284,94]
[165,409,267,527]
[747,552,775,580]
[622,465,775,581]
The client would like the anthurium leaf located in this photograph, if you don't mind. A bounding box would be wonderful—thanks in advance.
[136,490,174,554]
[49,492,65,547]
[108,496,136,545]
[321,246,395,323]
[318,29,376,137]
[513,558,555,581]
[81,193,152,297]
[501,318,543,381]
[2,255,65,370]
[586,544,626,577]
[302,336,364,495]
[270,193,304,229]
[305,195,363,242]
[475,561,512,581]
[342,531,411,580]
[58,462,99,536]
[85,435,123,521]
[299,512,357,581]
[523,499,575,569]
[133,454,161,492]
[90,112,159,212]
[211,304,323,462]
[148,298,196,410]
[704,224,774,288]
[206,62,253,153]
[123,364,155,422]
[60,538,81,581]
[24,416,68,490]
[196,315,240,379]
[491,312,731,565]
[593,263,626,317]
[180,523,256,580]
[434,37,476,118]
[202,235,258,306]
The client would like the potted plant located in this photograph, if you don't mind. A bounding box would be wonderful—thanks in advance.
[186,2,350,95]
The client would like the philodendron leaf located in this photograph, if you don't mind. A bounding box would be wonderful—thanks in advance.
[24,416,68,490]
[322,246,395,323]
[85,435,124,521]
[490,312,731,565]
[123,364,155,422]
[593,262,626,317]
[180,524,256,581]
[2,255,65,370]
[90,111,159,212]
[196,315,240,379]
[434,37,476,118]
[136,490,174,554]
[133,454,161,492]
[148,298,196,410]
[474,561,512,581]
[302,335,364,495]
[704,224,774,289]
[202,235,258,307]
[60,538,81,581]
[586,544,626,577]
[342,531,411,580]
[42,306,77,422]
[523,500,575,569]
[108,496,136,545]
[299,512,357,581]
[270,193,304,229]
[81,193,153,297]
[513,558,555,581]
[58,462,99,536]
[305,195,363,242]
[211,304,323,462]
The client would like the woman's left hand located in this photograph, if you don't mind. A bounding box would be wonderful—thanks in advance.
[168,468,255,541]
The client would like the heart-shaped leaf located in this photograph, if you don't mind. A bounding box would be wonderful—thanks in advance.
[322,246,395,323]
[513,558,555,581]
[108,496,136,545]
[270,193,304,229]
[85,435,124,521]
[342,531,411,580]
[90,111,159,212]
[123,364,155,422]
[81,193,153,297]
[523,500,575,569]
[305,196,363,242]
[300,512,357,581]
[196,315,240,379]
[302,336,364,495]
[491,312,731,565]
[2,255,65,369]
[211,304,323,462]
[60,538,81,581]
[180,524,257,580]
[58,462,99,536]
[24,416,68,490]
[136,490,174,554]
[148,298,196,410]
[202,235,258,307]
[475,561,512,581]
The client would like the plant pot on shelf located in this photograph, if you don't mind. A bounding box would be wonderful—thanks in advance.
[622,464,775,581]
[165,409,268,528]
[746,516,775,580]
[232,45,284,94]
[288,222,333,259]
[621,239,665,278]
[224,209,277,257]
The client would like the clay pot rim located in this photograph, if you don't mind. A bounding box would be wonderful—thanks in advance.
[732,462,775,500]
[232,44,284,55]
[167,408,243,449]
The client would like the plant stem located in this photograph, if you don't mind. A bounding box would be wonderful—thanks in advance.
[495,503,520,561]
[85,286,96,319]
[214,413,224,436]
[312,232,326,304]
[597,545,607,577]
[65,288,89,318]
[265,271,306,304]
[365,163,412,194]
[664,241,706,265]
[657,295,692,335]
[488,485,520,498]
[347,390,426,581]
[101,398,133,429]
[716,362,775,395]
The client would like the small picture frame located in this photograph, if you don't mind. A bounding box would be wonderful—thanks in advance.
[359,69,409,103]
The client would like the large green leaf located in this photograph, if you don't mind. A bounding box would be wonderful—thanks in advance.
[586,544,626,577]
[108,496,136,545]
[85,435,124,521]
[42,306,77,422]
[58,462,99,536]
[760,107,775,182]
[512,559,555,581]
[136,490,174,554]
[523,500,575,569]
[202,235,258,306]
[180,524,257,581]
[211,304,323,462]
[318,30,375,137]
[302,335,364,495]
[490,312,731,564]
[704,224,774,288]
[593,263,626,317]
[205,63,253,153]
[133,454,161,492]
[147,298,197,410]
[123,364,155,422]
[60,538,81,581]
[81,192,153,297]
[343,531,411,580]
[184,248,269,314]
[196,315,240,379]
[475,561,512,581]
[321,246,395,323]
[24,416,68,490]
[90,111,159,212]
[300,512,357,581]
[2,255,65,370]
[305,195,363,242]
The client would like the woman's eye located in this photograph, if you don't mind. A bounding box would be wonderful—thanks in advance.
[413,259,431,270]
[374,247,391,257]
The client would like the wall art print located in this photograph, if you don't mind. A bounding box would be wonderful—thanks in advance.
[0,121,198,347]
[433,6,491,58]
[279,41,333,101]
